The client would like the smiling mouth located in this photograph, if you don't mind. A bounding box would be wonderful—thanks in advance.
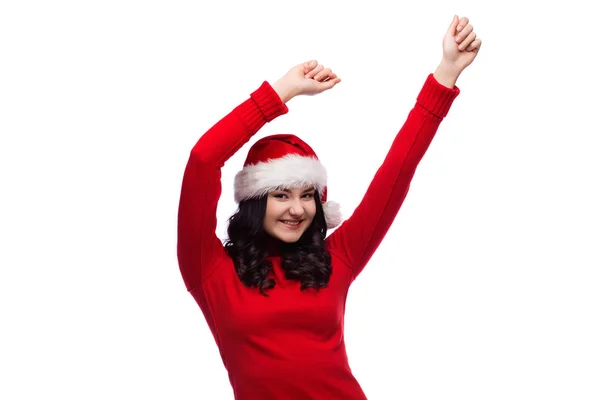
[280,220,303,226]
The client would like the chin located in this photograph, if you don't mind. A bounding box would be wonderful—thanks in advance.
[282,237,302,244]
[276,231,304,243]
[270,224,308,243]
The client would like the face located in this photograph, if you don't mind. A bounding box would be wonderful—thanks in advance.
[263,186,317,243]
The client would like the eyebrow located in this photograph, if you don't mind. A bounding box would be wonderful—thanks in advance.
[279,188,316,193]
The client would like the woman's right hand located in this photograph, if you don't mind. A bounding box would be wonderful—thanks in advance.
[271,60,341,103]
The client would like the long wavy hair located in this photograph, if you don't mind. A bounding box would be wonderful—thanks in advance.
[224,191,332,296]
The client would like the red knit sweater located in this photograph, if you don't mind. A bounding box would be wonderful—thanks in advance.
[177,74,459,399]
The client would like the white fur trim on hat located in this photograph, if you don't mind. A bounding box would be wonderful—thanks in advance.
[234,154,327,203]
[322,201,342,229]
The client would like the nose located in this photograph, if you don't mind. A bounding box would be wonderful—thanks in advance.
[288,199,304,217]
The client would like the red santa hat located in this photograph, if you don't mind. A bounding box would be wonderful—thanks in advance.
[233,134,342,229]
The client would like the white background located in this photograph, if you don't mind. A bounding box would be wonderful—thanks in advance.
[1,0,599,399]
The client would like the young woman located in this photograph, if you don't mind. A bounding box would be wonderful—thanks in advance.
[177,15,481,400]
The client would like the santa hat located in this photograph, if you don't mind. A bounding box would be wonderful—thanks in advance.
[233,134,342,229]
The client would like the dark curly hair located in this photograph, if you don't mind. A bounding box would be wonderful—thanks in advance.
[224,191,332,296]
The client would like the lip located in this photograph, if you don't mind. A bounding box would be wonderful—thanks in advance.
[280,220,303,230]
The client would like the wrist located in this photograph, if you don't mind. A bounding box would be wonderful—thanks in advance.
[271,78,297,104]
[434,60,461,88]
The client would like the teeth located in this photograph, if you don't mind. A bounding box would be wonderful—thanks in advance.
[282,221,300,225]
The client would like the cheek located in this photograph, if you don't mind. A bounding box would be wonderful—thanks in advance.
[264,198,282,222]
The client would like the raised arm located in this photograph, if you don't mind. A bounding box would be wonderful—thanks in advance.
[177,60,342,291]
[326,15,482,279]
[177,81,289,291]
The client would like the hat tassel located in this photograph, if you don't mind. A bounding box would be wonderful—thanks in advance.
[323,201,342,229]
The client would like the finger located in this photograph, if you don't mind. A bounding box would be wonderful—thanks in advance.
[324,71,339,82]
[314,68,332,81]
[314,68,329,81]
[306,64,324,78]
[458,31,477,51]
[303,59,318,73]
[456,16,469,33]
[447,15,459,34]
[466,38,482,52]
[455,24,473,43]
[306,64,323,78]
[320,77,341,90]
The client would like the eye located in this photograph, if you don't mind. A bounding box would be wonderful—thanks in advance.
[272,193,287,199]
[302,192,315,199]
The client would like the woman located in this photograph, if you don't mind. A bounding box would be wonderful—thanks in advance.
[177,15,481,400]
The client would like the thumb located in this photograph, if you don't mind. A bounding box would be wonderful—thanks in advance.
[447,15,458,35]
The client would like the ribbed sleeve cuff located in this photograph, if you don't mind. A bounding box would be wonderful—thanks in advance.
[416,73,461,118]
[235,81,288,131]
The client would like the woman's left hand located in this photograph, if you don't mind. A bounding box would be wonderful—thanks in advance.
[442,15,482,73]
[434,15,482,87]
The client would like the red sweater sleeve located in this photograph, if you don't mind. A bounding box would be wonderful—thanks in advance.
[326,74,460,280]
[177,81,289,291]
